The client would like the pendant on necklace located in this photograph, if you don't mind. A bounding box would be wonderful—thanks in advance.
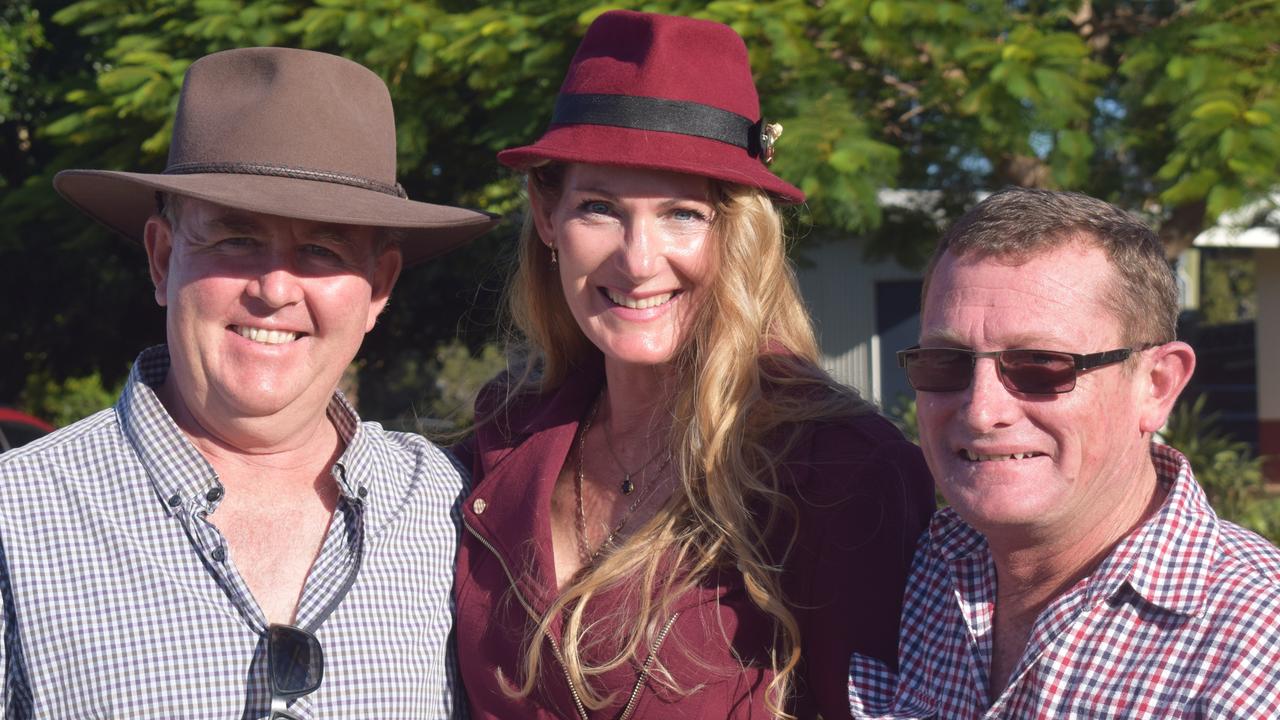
[621,475,636,495]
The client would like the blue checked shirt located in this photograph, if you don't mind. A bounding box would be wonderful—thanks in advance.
[0,346,467,718]
[849,444,1280,719]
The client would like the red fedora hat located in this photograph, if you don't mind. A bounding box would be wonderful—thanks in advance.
[54,47,497,266]
[498,10,804,204]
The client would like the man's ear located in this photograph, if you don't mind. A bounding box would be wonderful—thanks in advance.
[1138,341,1197,434]
[527,177,558,251]
[365,245,403,332]
[143,215,174,308]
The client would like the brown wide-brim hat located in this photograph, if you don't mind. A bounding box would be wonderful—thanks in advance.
[498,10,804,204]
[55,47,497,266]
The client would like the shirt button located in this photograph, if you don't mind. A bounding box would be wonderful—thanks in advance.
[167,494,182,508]
[211,547,226,562]
[473,498,487,514]
[357,486,368,499]
[205,487,224,503]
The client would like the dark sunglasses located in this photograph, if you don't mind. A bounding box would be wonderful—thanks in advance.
[267,624,324,720]
[896,346,1139,395]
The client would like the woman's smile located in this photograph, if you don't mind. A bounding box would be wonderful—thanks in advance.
[535,163,714,368]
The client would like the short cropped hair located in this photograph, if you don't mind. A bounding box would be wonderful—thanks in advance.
[921,187,1178,345]
[158,191,184,230]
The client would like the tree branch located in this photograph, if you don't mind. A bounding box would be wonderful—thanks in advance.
[1158,200,1207,260]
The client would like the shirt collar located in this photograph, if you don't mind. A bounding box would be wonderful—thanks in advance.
[119,345,371,515]
[927,443,1219,616]
[118,346,219,517]
[926,506,987,564]
[325,392,368,501]
[1087,444,1217,616]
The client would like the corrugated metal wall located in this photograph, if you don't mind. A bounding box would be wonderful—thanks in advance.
[793,237,922,408]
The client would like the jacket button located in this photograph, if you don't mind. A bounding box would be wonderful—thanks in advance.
[473,498,487,514]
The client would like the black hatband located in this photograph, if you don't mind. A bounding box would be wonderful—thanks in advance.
[551,93,768,159]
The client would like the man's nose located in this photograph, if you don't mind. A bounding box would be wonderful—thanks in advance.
[245,261,304,308]
[960,357,1022,433]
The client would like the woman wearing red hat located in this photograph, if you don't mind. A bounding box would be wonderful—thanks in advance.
[453,10,933,719]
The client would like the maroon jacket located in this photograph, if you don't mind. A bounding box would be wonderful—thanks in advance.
[453,364,934,719]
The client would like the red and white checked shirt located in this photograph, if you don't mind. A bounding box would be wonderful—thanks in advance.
[849,444,1280,719]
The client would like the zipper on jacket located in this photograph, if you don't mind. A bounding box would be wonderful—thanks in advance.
[465,519,686,720]
[617,610,681,720]
[464,519,591,720]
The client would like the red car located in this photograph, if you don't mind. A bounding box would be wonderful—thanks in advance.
[0,408,55,453]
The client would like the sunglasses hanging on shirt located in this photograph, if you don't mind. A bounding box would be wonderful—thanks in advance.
[268,624,324,720]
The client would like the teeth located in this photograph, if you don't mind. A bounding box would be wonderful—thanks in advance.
[606,289,674,310]
[235,326,299,345]
[964,450,1039,462]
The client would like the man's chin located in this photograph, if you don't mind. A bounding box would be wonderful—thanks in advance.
[218,386,317,419]
[189,378,323,427]
[939,483,1060,532]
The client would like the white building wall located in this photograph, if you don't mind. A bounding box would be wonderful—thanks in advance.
[793,237,922,408]
[1256,250,1280,422]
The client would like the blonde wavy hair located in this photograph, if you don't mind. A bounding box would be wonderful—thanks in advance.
[497,163,871,718]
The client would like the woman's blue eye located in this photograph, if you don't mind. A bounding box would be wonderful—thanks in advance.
[672,208,707,222]
[580,200,611,215]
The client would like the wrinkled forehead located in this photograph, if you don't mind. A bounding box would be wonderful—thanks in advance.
[183,200,379,245]
[921,244,1127,348]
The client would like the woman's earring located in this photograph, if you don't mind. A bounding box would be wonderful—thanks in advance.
[549,245,557,267]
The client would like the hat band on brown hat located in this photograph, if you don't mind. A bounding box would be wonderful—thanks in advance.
[552,93,773,162]
[164,161,409,199]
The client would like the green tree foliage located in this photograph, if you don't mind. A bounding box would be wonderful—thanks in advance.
[1161,394,1278,543]
[4,0,1280,417]
[360,339,507,433]
[886,393,918,444]
[1199,248,1257,324]
[20,368,122,427]
[427,340,508,424]
[0,3,49,134]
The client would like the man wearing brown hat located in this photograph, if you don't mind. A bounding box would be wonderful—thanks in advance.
[0,47,494,718]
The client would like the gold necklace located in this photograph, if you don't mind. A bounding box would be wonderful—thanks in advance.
[574,394,674,564]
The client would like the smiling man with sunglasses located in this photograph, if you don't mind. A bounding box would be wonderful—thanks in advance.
[849,188,1280,718]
